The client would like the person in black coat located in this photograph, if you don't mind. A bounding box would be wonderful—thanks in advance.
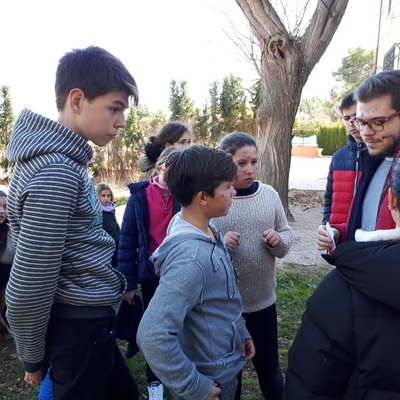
[283,156,400,399]
[96,183,120,268]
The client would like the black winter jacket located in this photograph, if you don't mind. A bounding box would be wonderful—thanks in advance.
[102,209,120,268]
[283,235,400,399]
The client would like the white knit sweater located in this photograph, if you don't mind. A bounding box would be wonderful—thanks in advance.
[215,182,293,313]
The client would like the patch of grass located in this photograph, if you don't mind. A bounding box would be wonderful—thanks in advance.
[115,196,129,207]
[276,267,330,373]
[0,265,331,399]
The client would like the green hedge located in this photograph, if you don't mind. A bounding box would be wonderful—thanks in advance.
[317,123,347,155]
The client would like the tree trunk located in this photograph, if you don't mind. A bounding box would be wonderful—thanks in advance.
[235,0,350,216]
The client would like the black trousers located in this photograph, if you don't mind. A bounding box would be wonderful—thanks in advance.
[237,304,284,400]
[141,276,161,384]
[46,314,139,400]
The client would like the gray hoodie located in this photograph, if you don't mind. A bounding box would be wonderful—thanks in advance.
[137,213,249,400]
[5,109,126,372]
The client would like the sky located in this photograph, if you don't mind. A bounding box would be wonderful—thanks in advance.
[1,0,380,121]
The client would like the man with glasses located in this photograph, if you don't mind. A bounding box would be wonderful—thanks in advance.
[317,70,400,250]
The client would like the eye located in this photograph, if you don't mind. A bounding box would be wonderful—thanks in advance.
[372,120,384,126]
[237,162,246,167]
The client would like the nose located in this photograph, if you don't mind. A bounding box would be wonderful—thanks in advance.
[360,124,375,136]
[116,115,126,129]
[231,188,237,197]
[245,164,254,174]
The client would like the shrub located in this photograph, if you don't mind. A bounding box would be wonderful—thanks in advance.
[115,196,129,207]
[317,122,347,155]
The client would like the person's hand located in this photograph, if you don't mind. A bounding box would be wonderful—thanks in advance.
[205,381,221,400]
[122,290,136,305]
[242,338,255,360]
[224,231,241,249]
[262,229,281,247]
[316,225,339,251]
[24,369,45,385]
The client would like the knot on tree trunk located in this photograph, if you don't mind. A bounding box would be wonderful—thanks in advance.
[268,35,286,61]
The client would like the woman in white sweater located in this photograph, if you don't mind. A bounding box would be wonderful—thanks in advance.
[216,132,293,400]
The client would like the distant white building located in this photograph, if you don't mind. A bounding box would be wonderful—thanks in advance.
[376,0,400,71]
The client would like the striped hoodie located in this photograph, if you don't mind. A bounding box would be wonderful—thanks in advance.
[5,109,126,373]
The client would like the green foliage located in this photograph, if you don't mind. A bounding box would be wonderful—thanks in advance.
[209,80,222,144]
[298,96,340,124]
[332,47,375,96]
[317,122,348,155]
[115,196,129,206]
[0,85,15,174]
[193,104,213,146]
[248,79,262,113]
[169,80,195,122]
[219,75,253,134]
[292,117,319,137]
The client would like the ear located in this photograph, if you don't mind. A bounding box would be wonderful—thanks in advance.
[165,142,172,148]
[69,88,85,115]
[389,187,397,211]
[196,191,208,206]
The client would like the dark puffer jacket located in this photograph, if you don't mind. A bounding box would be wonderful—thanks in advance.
[102,209,120,268]
[323,136,368,225]
[283,236,400,399]
[117,181,180,291]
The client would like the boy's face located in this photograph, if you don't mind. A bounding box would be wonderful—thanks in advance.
[204,181,236,218]
[342,104,362,142]
[75,90,129,146]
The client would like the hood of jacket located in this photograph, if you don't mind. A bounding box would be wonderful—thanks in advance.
[6,109,92,164]
[323,232,400,312]
[150,213,223,275]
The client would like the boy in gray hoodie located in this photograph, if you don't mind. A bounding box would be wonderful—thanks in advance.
[137,145,255,400]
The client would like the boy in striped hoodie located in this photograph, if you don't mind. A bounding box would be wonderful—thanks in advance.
[5,46,139,400]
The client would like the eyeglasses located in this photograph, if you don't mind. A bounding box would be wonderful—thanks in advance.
[177,139,192,145]
[352,110,400,132]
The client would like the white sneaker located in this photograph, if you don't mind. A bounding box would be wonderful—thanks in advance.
[148,381,163,400]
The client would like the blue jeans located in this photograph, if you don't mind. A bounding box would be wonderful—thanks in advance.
[38,369,52,400]
[45,312,138,400]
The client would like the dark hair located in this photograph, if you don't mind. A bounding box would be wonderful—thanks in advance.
[0,191,8,248]
[354,70,400,110]
[96,183,114,202]
[218,132,258,156]
[164,145,237,207]
[338,92,355,113]
[55,46,139,111]
[144,122,190,163]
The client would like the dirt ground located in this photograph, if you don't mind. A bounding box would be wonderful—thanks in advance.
[278,189,329,268]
